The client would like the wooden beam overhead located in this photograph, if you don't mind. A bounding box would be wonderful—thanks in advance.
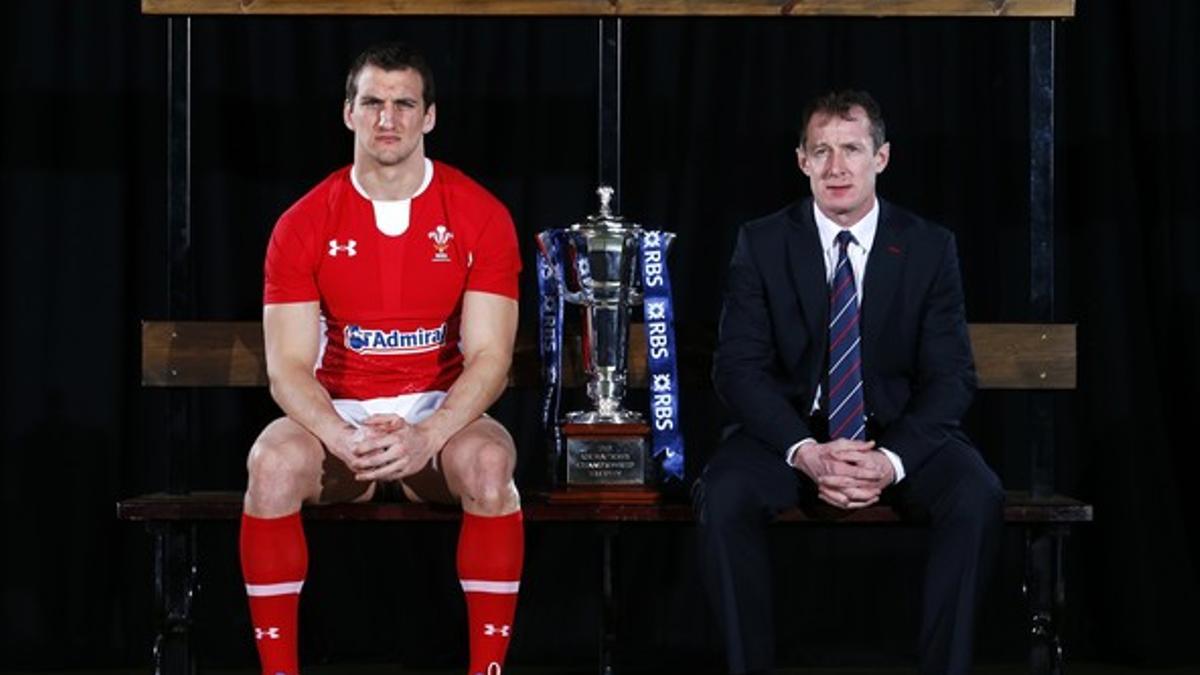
[143,0,1075,18]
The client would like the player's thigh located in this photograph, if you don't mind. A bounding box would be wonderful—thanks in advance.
[402,416,516,505]
[249,416,374,505]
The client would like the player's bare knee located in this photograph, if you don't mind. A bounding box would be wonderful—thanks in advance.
[476,440,515,480]
[246,436,317,505]
[469,480,518,515]
[461,441,516,513]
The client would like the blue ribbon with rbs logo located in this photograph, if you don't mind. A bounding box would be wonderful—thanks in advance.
[638,230,684,481]
[534,229,567,469]
[535,228,685,483]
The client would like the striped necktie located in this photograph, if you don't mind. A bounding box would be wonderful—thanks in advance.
[827,230,866,441]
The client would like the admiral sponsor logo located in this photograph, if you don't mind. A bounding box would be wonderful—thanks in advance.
[345,323,446,355]
[428,224,454,262]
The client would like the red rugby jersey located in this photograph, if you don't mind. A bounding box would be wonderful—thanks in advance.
[263,161,520,399]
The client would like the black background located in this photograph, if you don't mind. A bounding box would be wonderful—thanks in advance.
[2,0,1197,670]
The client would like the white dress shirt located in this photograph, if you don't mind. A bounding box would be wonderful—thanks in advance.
[784,199,906,483]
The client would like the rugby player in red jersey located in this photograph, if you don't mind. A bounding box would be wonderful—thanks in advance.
[239,42,522,675]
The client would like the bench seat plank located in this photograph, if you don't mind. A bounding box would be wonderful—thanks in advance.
[117,490,1092,524]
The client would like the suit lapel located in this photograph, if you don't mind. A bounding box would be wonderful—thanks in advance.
[862,200,904,350]
[785,200,828,345]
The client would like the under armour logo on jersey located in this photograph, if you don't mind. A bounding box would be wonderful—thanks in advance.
[428,225,454,262]
[328,239,357,257]
[255,626,281,640]
[483,623,511,637]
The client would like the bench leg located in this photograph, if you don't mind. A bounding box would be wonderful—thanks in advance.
[149,522,198,675]
[600,524,618,675]
[1025,525,1067,675]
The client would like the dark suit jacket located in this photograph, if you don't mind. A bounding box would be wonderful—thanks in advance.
[712,197,977,474]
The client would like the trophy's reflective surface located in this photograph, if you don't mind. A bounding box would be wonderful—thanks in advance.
[563,186,648,424]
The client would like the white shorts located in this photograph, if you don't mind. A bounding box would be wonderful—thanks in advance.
[331,390,448,428]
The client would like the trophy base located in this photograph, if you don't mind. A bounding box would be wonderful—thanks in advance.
[545,484,662,505]
[560,421,654,488]
[564,409,645,424]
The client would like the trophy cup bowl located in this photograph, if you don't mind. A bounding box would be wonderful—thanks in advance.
[551,186,664,495]
[563,223,644,424]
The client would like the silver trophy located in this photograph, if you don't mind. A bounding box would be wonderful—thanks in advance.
[564,185,645,425]
[552,186,666,488]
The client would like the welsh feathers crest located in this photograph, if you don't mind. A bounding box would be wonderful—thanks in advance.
[428,225,453,262]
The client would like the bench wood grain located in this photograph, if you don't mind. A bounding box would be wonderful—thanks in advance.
[143,0,1076,18]
[117,490,1092,523]
[142,320,1077,390]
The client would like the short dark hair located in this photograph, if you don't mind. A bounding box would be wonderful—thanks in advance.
[345,42,436,108]
[798,90,886,152]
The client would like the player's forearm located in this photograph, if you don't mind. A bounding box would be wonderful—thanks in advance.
[416,349,511,448]
[267,365,352,445]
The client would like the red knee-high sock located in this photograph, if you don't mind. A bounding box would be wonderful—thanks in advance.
[457,510,524,675]
[240,512,307,675]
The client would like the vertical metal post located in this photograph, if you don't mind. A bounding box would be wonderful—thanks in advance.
[159,17,197,675]
[599,524,618,675]
[166,16,193,496]
[595,19,623,668]
[152,523,198,675]
[1028,20,1056,497]
[1026,526,1066,675]
[598,18,622,211]
[1027,20,1064,675]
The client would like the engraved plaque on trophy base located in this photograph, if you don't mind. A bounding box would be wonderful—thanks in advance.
[548,422,660,504]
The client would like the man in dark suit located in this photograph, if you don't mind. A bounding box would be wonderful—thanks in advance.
[694,90,1003,675]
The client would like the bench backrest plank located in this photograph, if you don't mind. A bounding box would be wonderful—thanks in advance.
[142,320,1075,390]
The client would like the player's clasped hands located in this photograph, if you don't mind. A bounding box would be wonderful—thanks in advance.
[320,417,398,479]
[342,413,440,483]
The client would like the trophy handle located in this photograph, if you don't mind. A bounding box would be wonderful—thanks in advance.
[627,287,643,306]
[628,241,643,306]
[565,244,595,306]
[537,230,591,305]
[565,290,591,305]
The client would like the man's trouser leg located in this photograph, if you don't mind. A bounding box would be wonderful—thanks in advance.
[893,439,1004,675]
[693,433,800,675]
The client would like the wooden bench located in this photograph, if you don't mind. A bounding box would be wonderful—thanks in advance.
[120,319,1089,675]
